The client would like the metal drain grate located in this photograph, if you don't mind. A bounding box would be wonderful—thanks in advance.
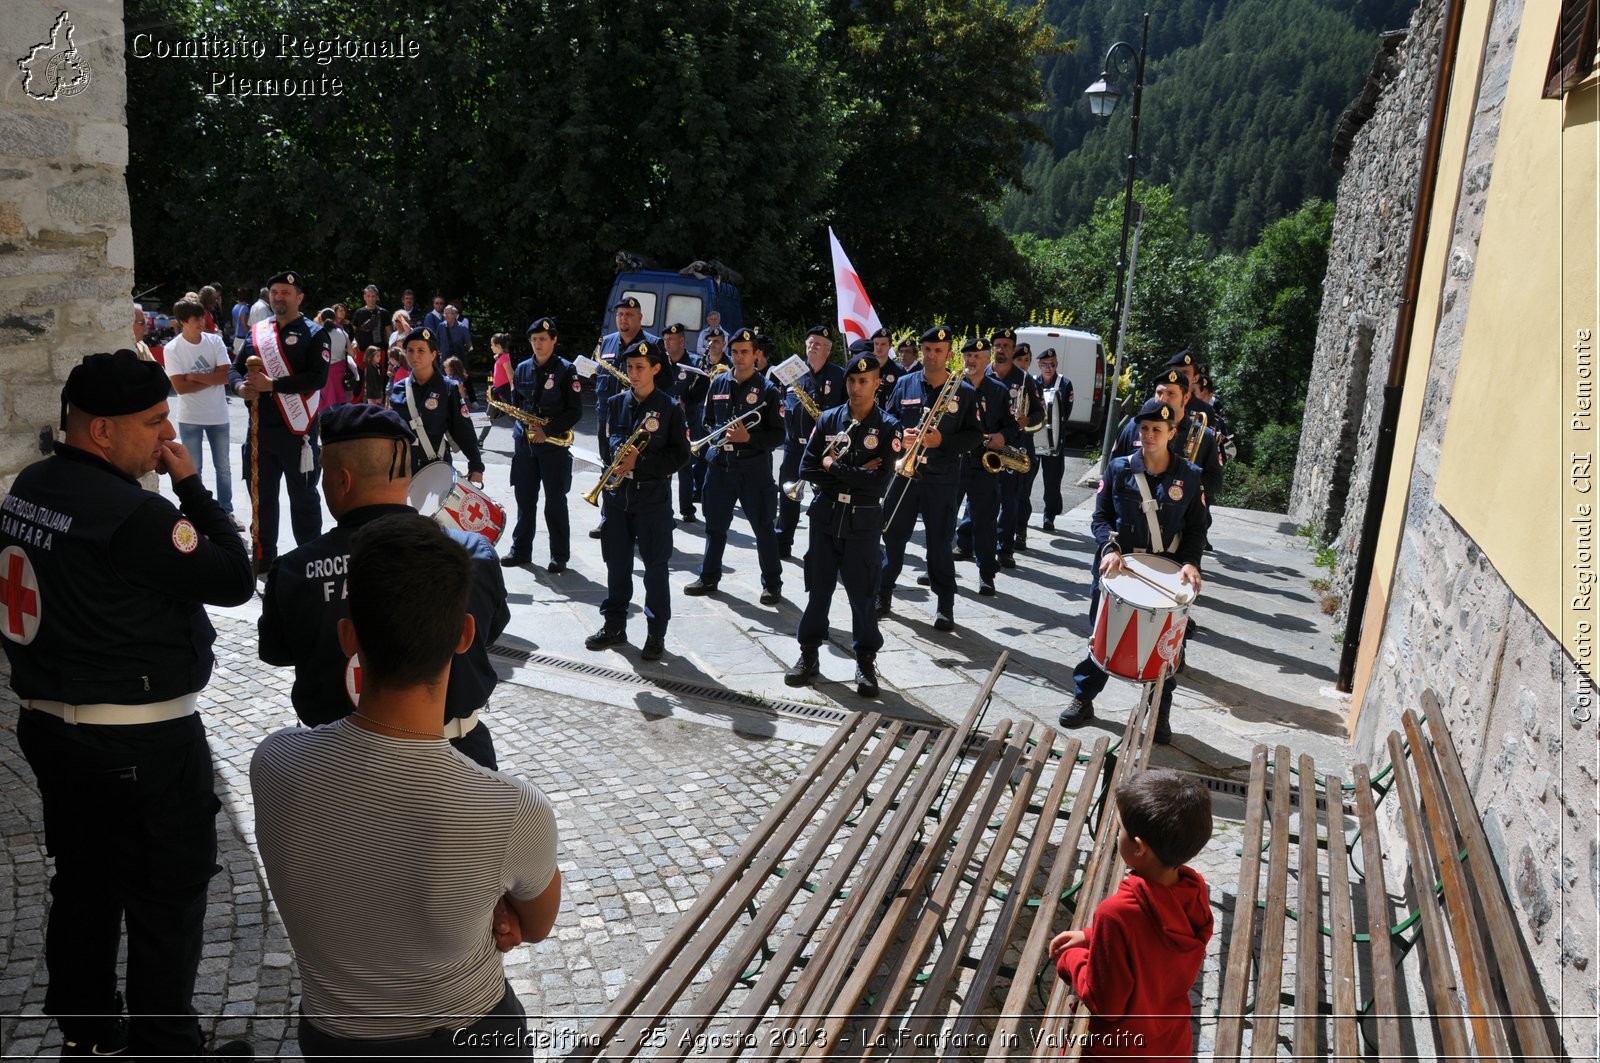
[488,643,854,725]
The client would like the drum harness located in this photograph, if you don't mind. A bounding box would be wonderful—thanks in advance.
[1131,472,1178,556]
[401,377,453,465]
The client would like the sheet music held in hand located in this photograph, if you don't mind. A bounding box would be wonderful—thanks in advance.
[770,354,808,388]
[574,355,599,378]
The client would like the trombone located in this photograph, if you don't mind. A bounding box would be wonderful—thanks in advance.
[486,397,574,448]
[583,424,651,506]
[782,418,859,503]
[689,408,762,455]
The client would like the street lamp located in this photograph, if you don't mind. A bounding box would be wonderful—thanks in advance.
[1089,12,1151,473]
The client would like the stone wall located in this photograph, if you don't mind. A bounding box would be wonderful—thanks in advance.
[0,4,132,489]
[1344,0,1598,1053]
[1290,0,1442,623]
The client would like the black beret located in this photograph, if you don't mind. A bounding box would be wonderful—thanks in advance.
[755,334,776,355]
[1164,350,1195,369]
[1133,398,1178,425]
[660,322,687,337]
[621,339,665,366]
[401,326,438,350]
[267,270,304,291]
[64,350,169,417]
[1197,374,1214,390]
[846,355,879,377]
[702,325,727,339]
[990,326,1018,342]
[961,337,992,354]
[847,338,874,357]
[1014,343,1031,358]
[613,296,642,311]
[920,325,953,344]
[806,324,831,339]
[728,327,757,345]
[320,403,416,445]
[1038,347,1058,360]
[526,317,557,336]
[869,327,888,341]
[1151,367,1190,391]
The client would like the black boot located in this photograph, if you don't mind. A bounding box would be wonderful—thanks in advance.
[785,648,820,687]
[855,656,880,698]
[1154,707,1173,744]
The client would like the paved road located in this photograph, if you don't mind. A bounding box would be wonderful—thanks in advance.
[0,391,1350,1056]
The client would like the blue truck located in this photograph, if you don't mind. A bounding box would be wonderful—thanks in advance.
[600,254,744,345]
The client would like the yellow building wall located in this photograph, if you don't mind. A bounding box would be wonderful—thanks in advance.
[1431,0,1596,674]
[1348,0,1498,717]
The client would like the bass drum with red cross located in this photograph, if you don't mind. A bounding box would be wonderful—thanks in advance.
[407,462,507,545]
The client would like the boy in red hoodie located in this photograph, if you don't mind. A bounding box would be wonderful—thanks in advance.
[1049,768,1214,1060]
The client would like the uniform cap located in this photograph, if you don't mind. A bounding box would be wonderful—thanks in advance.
[920,325,952,344]
[1038,347,1058,360]
[847,338,874,357]
[320,404,417,445]
[846,356,879,377]
[1164,349,1195,369]
[989,326,1018,342]
[1151,367,1190,392]
[613,296,642,311]
[961,337,991,354]
[402,326,438,351]
[702,325,727,339]
[1133,399,1177,424]
[1197,374,1214,391]
[1014,342,1031,358]
[660,322,687,337]
[64,350,170,417]
[623,339,666,366]
[267,270,303,290]
[869,327,888,341]
[805,324,831,339]
[728,327,757,345]
[526,317,557,336]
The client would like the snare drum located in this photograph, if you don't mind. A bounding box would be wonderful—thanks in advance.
[1091,554,1194,681]
[408,462,507,545]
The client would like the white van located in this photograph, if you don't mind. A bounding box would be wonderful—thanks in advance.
[1016,326,1105,437]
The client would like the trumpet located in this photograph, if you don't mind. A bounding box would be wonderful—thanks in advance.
[487,397,574,447]
[1182,410,1209,463]
[782,418,859,502]
[789,383,822,421]
[690,408,763,455]
[980,445,1032,474]
[583,425,651,506]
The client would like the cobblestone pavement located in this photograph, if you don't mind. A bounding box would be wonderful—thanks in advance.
[0,617,816,1058]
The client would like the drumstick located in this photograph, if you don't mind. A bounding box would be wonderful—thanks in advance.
[1114,563,1197,607]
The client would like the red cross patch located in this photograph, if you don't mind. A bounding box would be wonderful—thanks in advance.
[345,654,361,706]
[0,547,42,645]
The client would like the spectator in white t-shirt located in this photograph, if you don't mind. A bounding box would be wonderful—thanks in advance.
[164,298,235,517]
[252,508,560,1057]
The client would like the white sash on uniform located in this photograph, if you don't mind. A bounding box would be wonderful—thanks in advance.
[402,377,448,464]
[1132,471,1179,556]
[252,317,320,472]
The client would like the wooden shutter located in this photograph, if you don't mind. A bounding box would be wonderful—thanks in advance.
[1545,0,1599,98]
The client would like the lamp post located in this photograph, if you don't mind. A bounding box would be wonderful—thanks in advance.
[1089,12,1151,473]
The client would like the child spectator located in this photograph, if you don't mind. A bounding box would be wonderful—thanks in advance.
[490,332,514,405]
[364,346,387,406]
[1049,769,1213,1060]
[443,355,472,412]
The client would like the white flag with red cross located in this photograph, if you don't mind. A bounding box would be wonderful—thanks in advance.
[829,226,884,346]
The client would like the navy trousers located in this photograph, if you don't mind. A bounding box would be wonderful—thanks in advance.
[954,459,1001,580]
[599,486,673,635]
[881,476,960,613]
[699,457,781,589]
[509,442,573,563]
[798,502,884,657]
[243,423,322,561]
[774,438,805,552]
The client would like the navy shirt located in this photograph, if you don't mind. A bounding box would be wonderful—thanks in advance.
[1112,412,1222,503]
[258,503,509,726]
[1092,451,1207,569]
[800,403,904,539]
[231,314,332,431]
[703,370,785,460]
[510,354,582,444]
[390,365,485,473]
[782,361,847,440]
[883,369,983,482]
[595,329,660,408]
[602,385,692,511]
[969,371,1021,452]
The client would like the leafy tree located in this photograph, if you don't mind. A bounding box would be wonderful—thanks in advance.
[1203,197,1333,447]
[1016,182,1216,383]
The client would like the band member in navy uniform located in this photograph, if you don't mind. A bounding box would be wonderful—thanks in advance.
[775,324,845,557]
[1037,348,1073,531]
[882,335,919,408]
[1163,349,1216,427]
[870,327,904,404]
[1059,399,1205,744]
[585,340,691,662]
[684,327,786,603]
[952,337,1020,596]
[1111,368,1223,509]
[990,335,1041,558]
[258,405,508,769]
[593,296,657,466]
[503,317,581,572]
[785,351,902,697]
[6,351,254,1058]
[1009,343,1046,547]
[389,325,486,485]
[661,322,709,523]
[231,269,331,570]
[691,325,729,504]
[878,326,982,630]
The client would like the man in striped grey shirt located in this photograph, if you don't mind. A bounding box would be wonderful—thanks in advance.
[252,512,560,1057]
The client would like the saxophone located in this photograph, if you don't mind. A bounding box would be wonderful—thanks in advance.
[789,382,823,421]
[487,397,574,448]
